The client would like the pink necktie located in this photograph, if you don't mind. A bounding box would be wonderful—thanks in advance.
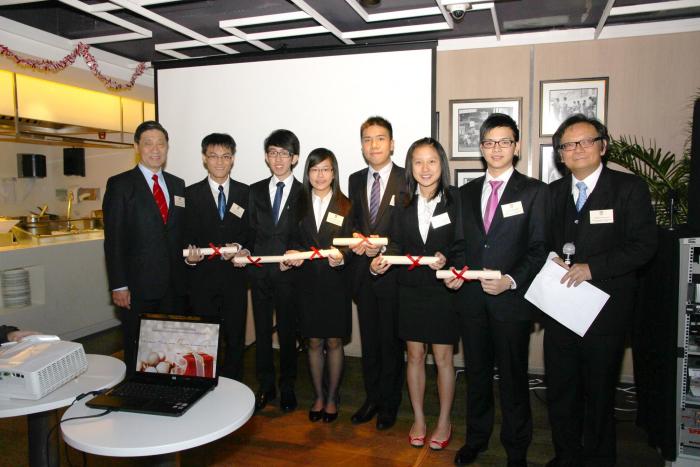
[483,180,503,233]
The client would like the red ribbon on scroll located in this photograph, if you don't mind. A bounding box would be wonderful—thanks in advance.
[310,246,325,260]
[246,256,262,268]
[406,255,423,271]
[450,266,472,281]
[207,243,222,261]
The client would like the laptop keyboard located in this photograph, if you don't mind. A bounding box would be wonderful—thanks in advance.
[111,381,200,404]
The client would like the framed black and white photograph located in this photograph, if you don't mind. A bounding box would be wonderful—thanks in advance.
[539,144,565,184]
[450,98,522,159]
[540,77,608,136]
[454,169,485,187]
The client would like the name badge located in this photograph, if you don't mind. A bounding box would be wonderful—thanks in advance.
[230,203,245,218]
[326,212,344,227]
[174,195,185,208]
[389,194,395,206]
[430,212,451,229]
[590,209,614,224]
[501,201,524,217]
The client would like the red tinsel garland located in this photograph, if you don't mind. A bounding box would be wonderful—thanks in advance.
[0,42,148,91]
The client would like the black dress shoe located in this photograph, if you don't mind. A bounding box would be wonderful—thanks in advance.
[280,390,297,412]
[351,401,378,424]
[322,410,338,423]
[254,390,276,411]
[453,444,482,466]
[375,410,397,430]
[309,409,323,422]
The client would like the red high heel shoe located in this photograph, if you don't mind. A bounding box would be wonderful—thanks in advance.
[429,425,452,451]
[408,424,426,448]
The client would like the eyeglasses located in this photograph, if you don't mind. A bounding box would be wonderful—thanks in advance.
[309,167,333,175]
[558,137,603,152]
[480,139,515,149]
[206,154,232,162]
[267,149,292,159]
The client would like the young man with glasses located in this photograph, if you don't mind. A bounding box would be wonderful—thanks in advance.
[445,113,549,467]
[347,116,406,430]
[246,129,303,413]
[183,133,250,381]
[543,114,657,467]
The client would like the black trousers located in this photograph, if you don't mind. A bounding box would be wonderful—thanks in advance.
[121,287,185,373]
[544,322,626,467]
[189,285,247,381]
[250,274,299,393]
[355,283,403,413]
[460,306,532,461]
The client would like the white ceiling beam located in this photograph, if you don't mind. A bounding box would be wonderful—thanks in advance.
[290,0,353,45]
[343,22,451,39]
[611,0,700,16]
[157,49,188,59]
[489,3,500,40]
[59,0,152,37]
[246,26,328,41]
[595,0,616,39]
[219,12,311,28]
[89,0,186,13]
[78,32,147,44]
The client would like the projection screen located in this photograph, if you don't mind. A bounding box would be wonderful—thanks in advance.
[155,43,435,191]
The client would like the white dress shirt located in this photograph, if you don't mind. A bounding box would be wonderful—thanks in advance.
[571,162,603,202]
[480,166,514,217]
[312,191,333,231]
[208,176,230,204]
[268,175,296,217]
[138,163,170,206]
[366,162,394,207]
[417,190,442,243]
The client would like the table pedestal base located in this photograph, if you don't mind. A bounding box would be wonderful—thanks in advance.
[27,410,59,467]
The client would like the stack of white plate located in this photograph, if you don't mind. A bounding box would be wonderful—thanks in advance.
[1,268,31,308]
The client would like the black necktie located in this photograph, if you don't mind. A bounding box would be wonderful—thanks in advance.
[272,181,284,224]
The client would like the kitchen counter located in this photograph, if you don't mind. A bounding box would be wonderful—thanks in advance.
[0,235,119,340]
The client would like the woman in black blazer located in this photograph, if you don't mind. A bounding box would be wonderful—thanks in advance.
[371,138,462,450]
[282,148,353,423]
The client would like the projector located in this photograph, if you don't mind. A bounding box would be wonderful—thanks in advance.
[0,339,88,400]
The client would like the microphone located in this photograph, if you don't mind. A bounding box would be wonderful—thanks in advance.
[562,243,575,266]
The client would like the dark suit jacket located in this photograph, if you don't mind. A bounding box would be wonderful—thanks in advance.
[347,164,406,297]
[288,192,353,325]
[103,166,186,300]
[386,186,463,288]
[184,177,250,298]
[549,166,657,334]
[247,176,302,280]
[456,169,550,321]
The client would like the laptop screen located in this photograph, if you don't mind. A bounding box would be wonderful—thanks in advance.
[135,315,220,379]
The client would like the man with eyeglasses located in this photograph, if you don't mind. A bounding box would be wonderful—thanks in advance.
[103,121,187,372]
[446,113,549,467]
[247,129,303,413]
[183,133,250,381]
[544,114,657,467]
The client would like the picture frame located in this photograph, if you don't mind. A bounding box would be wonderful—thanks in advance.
[454,169,485,187]
[539,144,565,184]
[540,77,608,136]
[450,97,522,159]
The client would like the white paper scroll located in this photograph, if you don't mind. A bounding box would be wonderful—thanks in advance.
[380,255,440,266]
[332,237,389,247]
[232,249,339,265]
[181,245,240,257]
[435,269,502,280]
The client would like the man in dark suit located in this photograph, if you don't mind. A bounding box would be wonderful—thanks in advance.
[544,115,657,467]
[184,133,250,381]
[348,116,406,430]
[446,114,549,467]
[103,120,186,371]
[247,129,302,412]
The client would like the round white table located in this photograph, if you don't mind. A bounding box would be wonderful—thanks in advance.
[0,354,126,467]
[61,377,254,465]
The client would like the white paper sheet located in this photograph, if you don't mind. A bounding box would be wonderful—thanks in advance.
[525,252,610,337]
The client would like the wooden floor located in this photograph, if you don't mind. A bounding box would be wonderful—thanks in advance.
[0,327,665,466]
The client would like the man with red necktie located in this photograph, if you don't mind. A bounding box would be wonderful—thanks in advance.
[103,120,187,372]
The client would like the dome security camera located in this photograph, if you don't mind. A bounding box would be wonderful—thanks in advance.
[446,3,470,22]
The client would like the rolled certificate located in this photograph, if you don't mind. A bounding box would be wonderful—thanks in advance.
[380,255,440,266]
[435,269,502,280]
[182,245,240,257]
[333,237,389,247]
[232,249,339,265]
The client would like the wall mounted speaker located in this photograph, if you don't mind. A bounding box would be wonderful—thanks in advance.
[17,153,46,178]
[64,148,86,176]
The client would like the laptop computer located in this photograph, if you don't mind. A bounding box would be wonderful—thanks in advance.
[87,313,221,417]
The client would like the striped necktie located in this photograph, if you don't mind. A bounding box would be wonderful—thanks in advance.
[217,185,226,220]
[152,174,168,224]
[369,172,381,224]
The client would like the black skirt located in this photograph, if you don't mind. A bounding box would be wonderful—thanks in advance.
[398,285,458,345]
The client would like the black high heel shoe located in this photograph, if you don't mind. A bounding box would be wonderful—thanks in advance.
[322,410,338,423]
[309,409,323,422]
